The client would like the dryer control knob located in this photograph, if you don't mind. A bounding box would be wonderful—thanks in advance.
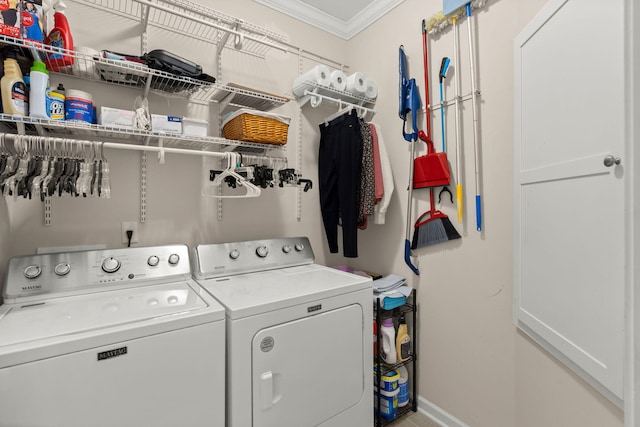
[294,243,305,252]
[102,257,121,273]
[147,256,160,267]
[168,254,180,265]
[229,249,240,260]
[54,263,71,276]
[282,244,292,254]
[256,246,269,258]
[24,265,42,279]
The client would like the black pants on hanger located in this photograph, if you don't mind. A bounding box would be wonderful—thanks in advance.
[318,109,362,258]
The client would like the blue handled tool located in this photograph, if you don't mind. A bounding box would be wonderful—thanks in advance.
[399,45,421,142]
[399,43,421,275]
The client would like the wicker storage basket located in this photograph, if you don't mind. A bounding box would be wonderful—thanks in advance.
[223,112,289,145]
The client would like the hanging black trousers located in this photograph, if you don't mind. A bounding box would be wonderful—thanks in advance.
[318,110,363,257]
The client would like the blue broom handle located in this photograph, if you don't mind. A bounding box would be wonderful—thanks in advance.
[440,82,446,152]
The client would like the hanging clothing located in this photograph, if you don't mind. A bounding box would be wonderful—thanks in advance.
[370,123,384,203]
[357,118,375,230]
[318,109,363,258]
[372,123,394,225]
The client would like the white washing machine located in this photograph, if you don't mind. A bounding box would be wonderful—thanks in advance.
[193,237,373,427]
[0,244,226,427]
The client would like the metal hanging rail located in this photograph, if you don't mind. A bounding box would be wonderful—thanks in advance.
[301,90,375,118]
[1,132,288,163]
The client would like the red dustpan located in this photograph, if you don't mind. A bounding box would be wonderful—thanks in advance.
[413,130,450,188]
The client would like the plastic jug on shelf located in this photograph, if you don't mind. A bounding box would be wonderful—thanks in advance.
[380,318,397,364]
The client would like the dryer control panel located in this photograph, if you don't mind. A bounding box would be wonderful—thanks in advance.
[193,237,314,279]
[3,245,191,303]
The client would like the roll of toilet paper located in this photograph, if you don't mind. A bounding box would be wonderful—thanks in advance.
[346,72,367,96]
[293,65,332,97]
[365,79,378,99]
[330,69,347,92]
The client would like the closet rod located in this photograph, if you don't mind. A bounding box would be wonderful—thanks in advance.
[302,90,375,115]
[1,134,288,164]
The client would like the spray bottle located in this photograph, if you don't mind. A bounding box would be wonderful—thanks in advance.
[1,47,28,116]
[45,0,73,71]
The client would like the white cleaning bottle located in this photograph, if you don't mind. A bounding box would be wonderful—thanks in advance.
[29,61,49,119]
[1,48,28,116]
[397,365,409,407]
[380,318,397,364]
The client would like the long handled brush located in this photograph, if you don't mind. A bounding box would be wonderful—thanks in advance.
[411,22,461,249]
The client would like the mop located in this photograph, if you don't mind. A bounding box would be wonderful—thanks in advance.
[452,16,463,223]
[439,0,484,231]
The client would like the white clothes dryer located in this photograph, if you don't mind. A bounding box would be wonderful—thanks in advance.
[193,237,373,427]
[0,244,226,427]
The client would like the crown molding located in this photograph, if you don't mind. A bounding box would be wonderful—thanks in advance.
[254,0,405,40]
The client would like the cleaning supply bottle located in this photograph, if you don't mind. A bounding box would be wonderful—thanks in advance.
[1,47,28,116]
[29,61,49,119]
[396,314,412,362]
[380,318,397,364]
[45,0,74,72]
[397,365,409,407]
[47,82,65,120]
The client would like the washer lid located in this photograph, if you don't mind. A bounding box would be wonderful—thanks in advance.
[197,264,372,319]
[0,281,224,348]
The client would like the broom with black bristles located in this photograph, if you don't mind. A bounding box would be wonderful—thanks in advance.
[411,21,461,249]
[411,131,461,249]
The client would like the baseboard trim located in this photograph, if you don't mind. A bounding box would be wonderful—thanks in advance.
[417,396,471,427]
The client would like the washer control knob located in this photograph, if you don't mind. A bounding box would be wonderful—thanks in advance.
[168,254,180,265]
[54,263,71,276]
[282,244,292,254]
[294,243,305,252]
[147,256,160,267]
[256,246,269,258]
[102,257,121,273]
[229,249,240,260]
[24,265,42,279]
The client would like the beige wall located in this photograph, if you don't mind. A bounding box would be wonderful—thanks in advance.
[0,0,626,426]
[347,0,624,426]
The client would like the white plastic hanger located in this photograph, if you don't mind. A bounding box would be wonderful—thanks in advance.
[322,101,354,126]
[202,152,261,198]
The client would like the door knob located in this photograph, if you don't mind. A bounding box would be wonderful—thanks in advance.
[603,155,621,167]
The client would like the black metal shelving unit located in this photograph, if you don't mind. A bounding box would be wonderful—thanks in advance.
[374,289,417,426]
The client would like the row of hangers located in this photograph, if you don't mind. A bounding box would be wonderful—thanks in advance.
[0,135,111,200]
[204,152,313,198]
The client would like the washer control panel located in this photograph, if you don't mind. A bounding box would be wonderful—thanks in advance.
[3,245,191,303]
[194,237,314,279]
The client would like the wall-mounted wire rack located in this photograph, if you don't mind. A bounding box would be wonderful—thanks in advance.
[296,80,376,109]
[0,114,284,154]
[71,0,290,58]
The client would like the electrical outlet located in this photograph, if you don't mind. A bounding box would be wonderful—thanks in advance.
[121,222,139,245]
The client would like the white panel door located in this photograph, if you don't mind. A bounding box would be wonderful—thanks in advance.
[514,0,625,402]
[252,305,364,427]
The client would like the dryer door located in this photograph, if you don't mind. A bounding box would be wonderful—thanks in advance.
[252,304,364,427]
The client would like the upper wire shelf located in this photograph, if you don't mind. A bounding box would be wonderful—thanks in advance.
[295,81,376,108]
[0,35,291,110]
[70,0,289,58]
[0,114,285,154]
